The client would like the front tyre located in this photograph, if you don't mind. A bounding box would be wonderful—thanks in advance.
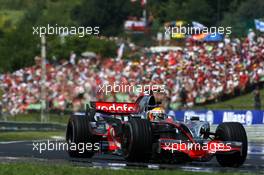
[66,114,95,158]
[215,122,247,167]
[121,119,153,162]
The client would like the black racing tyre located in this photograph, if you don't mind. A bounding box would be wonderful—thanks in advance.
[215,122,248,167]
[66,111,96,158]
[121,119,153,162]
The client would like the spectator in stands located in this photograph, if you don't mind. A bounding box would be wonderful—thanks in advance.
[1,34,264,114]
[0,101,2,117]
[180,86,187,108]
[254,86,261,110]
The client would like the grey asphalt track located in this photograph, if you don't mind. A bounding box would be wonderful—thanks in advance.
[0,140,263,173]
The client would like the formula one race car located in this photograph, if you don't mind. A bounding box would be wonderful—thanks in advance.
[66,95,248,167]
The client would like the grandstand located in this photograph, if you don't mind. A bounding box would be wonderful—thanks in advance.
[1,34,264,116]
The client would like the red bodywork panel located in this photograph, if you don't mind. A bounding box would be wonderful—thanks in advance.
[160,139,241,159]
[93,102,139,114]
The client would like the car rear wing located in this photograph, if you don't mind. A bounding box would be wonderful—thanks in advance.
[86,101,139,115]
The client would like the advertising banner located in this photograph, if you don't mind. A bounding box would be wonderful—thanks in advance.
[172,110,264,125]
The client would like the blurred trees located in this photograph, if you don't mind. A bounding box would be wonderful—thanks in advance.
[149,0,213,26]
[221,0,264,36]
[72,0,142,36]
[0,1,45,72]
[0,0,116,73]
[0,0,263,73]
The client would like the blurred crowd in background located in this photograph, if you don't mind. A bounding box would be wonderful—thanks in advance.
[1,34,264,115]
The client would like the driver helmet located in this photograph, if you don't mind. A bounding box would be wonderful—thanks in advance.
[147,107,166,121]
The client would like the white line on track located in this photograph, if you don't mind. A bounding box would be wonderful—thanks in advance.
[0,140,29,144]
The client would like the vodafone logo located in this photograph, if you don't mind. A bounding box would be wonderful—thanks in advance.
[95,102,138,113]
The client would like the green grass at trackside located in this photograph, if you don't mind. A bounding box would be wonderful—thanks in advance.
[0,163,254,175]
[0,131,64,141]
[1,113,70,124]
[194,88,264,110]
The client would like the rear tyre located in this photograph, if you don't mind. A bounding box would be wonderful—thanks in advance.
[122,119,153,162]
[215,122,247,167]
[66,111,96,158]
